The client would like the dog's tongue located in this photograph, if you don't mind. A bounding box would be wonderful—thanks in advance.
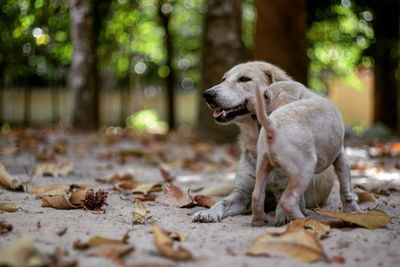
[213,110,225,118]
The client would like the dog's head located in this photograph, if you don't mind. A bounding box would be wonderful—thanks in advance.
[202,61,291,124]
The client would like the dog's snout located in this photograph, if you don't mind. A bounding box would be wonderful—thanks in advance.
[203,90,217,104]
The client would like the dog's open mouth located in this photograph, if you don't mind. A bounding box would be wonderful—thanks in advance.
[212,103,249,123]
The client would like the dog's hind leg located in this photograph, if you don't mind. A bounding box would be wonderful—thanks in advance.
[333,150,362,213]
[251,159,270,226]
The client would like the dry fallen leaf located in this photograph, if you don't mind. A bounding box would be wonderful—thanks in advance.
[95,173,134,184]
[132,183,162,196]
[0,202,20,212]
[80,189,108,211]
[165,229,188,242]
[132,199,148,224]
[355,187,377,203]
[315,209,391,229]
[0,163,24,191]
[86,244,134,262]
[159,164,175,182]
[114,180,141,191]
[0,220,13,234]
[246,223,327,263]
[292,219,331,239]
[31,161,74,177]
[163,183,193,208]
[152,223,193,261]
[29,184,71,196]
[42,195,79,209]
[74,233,130,250]
[193,195,216,208]
[0,235,46,267]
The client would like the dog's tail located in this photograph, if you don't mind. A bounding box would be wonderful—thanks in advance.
[255,80,275,140]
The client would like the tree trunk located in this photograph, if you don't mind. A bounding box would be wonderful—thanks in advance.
[196,0,245,142]
[252,0,308,84]
[370,0,399,131]
[69,0,99,130]
[159,1,176,130]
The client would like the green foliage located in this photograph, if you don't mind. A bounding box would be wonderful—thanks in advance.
[307,3,374,92]
[126,109,167,132]
[0,0,71,86]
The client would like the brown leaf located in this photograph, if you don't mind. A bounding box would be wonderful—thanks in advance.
[69,189,89,206]
[132,183,162,196]
[132,199,148,224]
[31,161,74,177]
[95,173,134,184]
[163,183,193,208]
[165,229,188,242]
[292,219,331,239]
[355,187,377,203]
[86,244,134,261]
[130,194,157,202]
[0,163,24,191]
[80,189,108,211]
[41,195,79,209]
[193,195,216,208]
[0,220,13,234]
[114,180,141,191]
[246,224,327,263]
[0,235,46,267]
[0,202,20,212]
[29,184,71,196]
[315,209,391,229]
[74,233,130,250]
[152,223,193,261]
[159,164,175,182]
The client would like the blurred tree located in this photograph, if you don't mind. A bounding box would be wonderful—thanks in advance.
[365,0,399,131]
[196,0,245,142]
[252,0,308,84]
[69,0,111,130]
[159,0,176,130]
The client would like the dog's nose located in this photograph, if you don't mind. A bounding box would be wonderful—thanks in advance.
[203,90,216,103]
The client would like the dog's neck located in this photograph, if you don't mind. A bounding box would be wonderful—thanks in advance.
[237,120,260,154]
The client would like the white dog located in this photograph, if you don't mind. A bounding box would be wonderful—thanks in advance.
[193,61,336,225]
[249,79,361,226]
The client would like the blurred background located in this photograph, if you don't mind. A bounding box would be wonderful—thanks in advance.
[0,0,398,142]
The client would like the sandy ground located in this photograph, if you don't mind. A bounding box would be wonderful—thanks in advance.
[1,129,400,267]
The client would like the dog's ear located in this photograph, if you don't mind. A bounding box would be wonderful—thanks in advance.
[263,68,291,84]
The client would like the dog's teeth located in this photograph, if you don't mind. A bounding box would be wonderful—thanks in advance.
[222,110,226,116]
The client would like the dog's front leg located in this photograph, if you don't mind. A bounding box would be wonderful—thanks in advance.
[193,152,255,223]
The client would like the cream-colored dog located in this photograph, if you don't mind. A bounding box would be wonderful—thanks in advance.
[193,61,336,225]
[249,79,361,226]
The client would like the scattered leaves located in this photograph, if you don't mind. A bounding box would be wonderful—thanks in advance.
[114,180,141,191]
[0,163,24,191]
[31,161,74,177]
[163,183,193,208]
[163,183,216,208]
[152,223,193,261]
[95,173,134,184]
[292,219,331,239]
[201,182,234,196]
[159,164,175,182]
[0,235,43,267]
[132,199,149,224]
[246,224,327,263]
[355,187,377,203]
[132,183,162,196]
[86,244,135,262]
[42,195,79,209]
[74,233,130,250]
[315,209,391,229]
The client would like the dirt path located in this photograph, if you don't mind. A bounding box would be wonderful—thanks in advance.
[1,129,399,267]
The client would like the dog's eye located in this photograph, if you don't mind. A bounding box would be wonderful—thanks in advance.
[238,76,252,82]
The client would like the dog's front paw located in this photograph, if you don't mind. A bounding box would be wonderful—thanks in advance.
[192,202,225,223]
[343,200,362,213]
[274,205,290,226]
